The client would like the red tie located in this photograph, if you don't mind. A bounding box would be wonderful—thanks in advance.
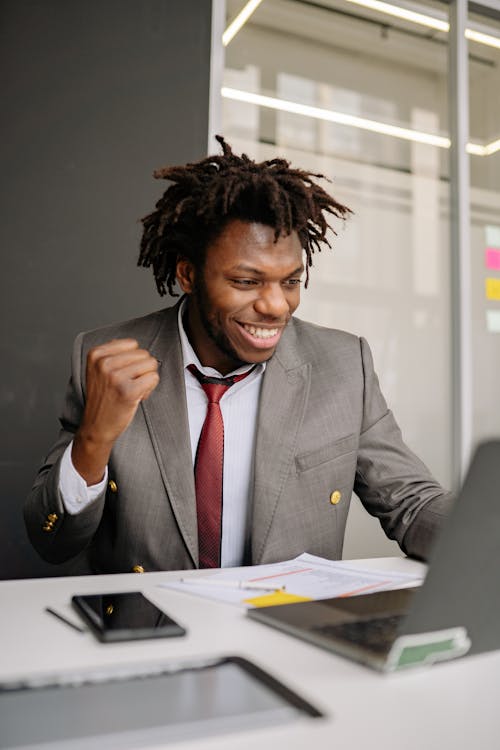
[188,365,253,568]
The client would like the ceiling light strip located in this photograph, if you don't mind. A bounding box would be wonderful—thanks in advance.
[222,87,451,147]
[222,87,495,155]
[342,0,448,32]
[465,143,486,156]
[483,138,500,156]
[464,28,500,50]
[222,0,500,52]
[223,0,265,47]
[342,0,500,50]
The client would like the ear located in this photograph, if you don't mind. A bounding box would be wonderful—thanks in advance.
[176,257,196,294]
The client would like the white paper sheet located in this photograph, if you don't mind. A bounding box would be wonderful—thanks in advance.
[159,553,424,608]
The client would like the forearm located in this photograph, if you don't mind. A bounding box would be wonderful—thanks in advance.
[24,332,107,563]
[71,431,113,486]
[354,336,453,561]
[59,442,108,514]
[24,435,107,564]
[400,491,455,561]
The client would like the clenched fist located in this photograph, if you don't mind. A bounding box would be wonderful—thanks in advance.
[72,339,160,485]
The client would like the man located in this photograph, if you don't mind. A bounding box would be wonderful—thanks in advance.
[25,137,452,574]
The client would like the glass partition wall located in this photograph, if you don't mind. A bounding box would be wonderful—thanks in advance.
[468,6,500,446]
[221,0,500,556]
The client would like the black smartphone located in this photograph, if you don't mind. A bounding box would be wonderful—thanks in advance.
[71,591,187,642]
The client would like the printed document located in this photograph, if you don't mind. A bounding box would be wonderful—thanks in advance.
[159,553,424,608]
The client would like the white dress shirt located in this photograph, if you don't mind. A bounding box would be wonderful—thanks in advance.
[59,300,265,567]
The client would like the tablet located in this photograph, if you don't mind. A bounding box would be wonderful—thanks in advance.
[0,656,323,749]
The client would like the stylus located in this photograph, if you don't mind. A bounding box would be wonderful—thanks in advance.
[179,578,286,592]
[45,607,86,633]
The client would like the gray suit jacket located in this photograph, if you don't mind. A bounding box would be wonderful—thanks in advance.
[25,303,453,573]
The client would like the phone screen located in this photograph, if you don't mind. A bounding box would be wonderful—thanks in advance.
[72,591,186,642]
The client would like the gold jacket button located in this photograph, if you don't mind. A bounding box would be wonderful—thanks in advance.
[132,565,145,573]
[330,490,342,505]
[108,480,118,493]
[42,524,53,532]
[47,513,58,522]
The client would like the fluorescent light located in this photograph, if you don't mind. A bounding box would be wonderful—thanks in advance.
[222,0,500,53]
[465,28,500,50]
[223,0,265,47]
[222,87,499,156]
[466,142,486,156]
[484,138,500,156]
[465,140,500,156]
[342,0,448,32]
[343,0,500,50]
[222,87,450,147]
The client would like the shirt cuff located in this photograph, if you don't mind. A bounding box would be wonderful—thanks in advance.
[59,442,108,515]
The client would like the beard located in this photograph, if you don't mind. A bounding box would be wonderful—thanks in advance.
[191,276,246,369]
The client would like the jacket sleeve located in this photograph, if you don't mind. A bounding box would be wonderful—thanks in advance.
[23,333,107,564]
[353,337,454,561]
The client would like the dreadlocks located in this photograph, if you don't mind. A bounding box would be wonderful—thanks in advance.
[138,135,351,296]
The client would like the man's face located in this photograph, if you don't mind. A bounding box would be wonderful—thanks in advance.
[177,220,304,374]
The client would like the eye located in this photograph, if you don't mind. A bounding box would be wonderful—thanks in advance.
[232,279,258,286]
[283,278,302,287]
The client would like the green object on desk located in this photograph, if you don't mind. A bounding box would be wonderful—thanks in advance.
[386,628,471,672]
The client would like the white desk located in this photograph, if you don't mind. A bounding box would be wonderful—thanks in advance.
[1,557,498,750]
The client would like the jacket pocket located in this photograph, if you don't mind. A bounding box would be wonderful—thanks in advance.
[295,433,358,474]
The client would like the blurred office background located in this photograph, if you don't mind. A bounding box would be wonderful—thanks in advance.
[1,0,499,577]
[221,0,500,557]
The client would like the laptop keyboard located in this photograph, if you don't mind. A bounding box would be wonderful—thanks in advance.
[311,614,404,654]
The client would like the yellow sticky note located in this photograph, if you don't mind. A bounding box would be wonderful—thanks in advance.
[244,591,312,608]
[486,277,500,301]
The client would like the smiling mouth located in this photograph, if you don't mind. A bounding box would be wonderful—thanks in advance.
[236,322,285,351]
[241,323,280,340]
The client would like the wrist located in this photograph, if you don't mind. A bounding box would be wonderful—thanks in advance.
[72,431,114,486]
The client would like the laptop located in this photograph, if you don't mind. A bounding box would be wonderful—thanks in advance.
[248,440,500,672]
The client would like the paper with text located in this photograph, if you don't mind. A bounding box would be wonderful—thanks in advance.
[159,553,424,608]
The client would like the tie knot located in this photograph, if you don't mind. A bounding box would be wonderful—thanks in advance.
[201,381,231,404]
[187,364,255,404]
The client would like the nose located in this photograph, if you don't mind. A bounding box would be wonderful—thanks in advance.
[253,283,289,319]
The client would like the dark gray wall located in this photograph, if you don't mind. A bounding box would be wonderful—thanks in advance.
[1,0,214,578]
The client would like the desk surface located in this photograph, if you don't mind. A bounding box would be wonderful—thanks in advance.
[1,557,497,750]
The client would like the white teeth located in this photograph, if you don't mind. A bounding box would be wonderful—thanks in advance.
[243,325,279,339]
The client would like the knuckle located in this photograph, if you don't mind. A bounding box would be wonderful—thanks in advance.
[108,369,122,387]
[97,356,113,374]
[144,373,160,391]
[115,380,132,399]
[145,357,159,373]
[87,347,101,364]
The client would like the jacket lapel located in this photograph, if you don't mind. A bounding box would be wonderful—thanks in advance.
[251,320,311,564]
[141,303,198,567]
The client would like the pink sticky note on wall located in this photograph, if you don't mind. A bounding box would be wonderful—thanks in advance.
[486,248,500,270]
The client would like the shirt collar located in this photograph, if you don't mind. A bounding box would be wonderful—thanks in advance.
[177,297,265,379]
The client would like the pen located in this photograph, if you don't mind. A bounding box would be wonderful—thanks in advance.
[179,578,286,592]
[45,607,86,633]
